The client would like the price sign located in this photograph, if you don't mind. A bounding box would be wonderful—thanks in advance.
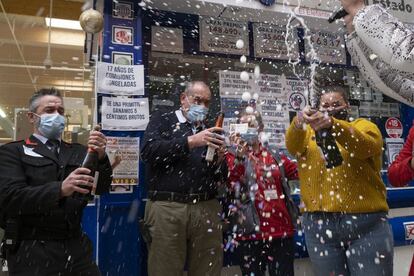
[199,17,249,55]
[253,23,299,60]
[305,30,346,65]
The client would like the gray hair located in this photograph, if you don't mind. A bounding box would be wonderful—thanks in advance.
[237,109,264,130]
[29,87,62,112]
[184,81,210,95]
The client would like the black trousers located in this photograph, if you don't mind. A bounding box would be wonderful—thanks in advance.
[237,237,295,276]
[6,234,100,276]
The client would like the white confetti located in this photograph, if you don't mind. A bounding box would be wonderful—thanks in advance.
[240,71,249,82]
[240,55,247,64]
[236,39,244,49]
[242,92,251,102]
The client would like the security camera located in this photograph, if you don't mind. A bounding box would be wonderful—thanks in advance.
[43,57,53,70]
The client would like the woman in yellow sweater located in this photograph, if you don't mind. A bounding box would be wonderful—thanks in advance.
[285,86,393,276]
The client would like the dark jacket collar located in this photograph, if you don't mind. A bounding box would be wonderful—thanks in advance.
[25,135,75,166]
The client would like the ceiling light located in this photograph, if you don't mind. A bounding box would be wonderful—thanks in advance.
[45,17,82,30]
[0,108,7,118]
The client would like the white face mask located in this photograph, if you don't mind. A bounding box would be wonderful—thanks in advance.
[184,96,209,122]
[34,113,65,139]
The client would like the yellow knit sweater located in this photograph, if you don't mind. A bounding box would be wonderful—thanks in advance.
[285,117,389,213]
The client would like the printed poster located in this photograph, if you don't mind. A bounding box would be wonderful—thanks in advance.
[219,70,285,100]
[97,62,144,95]
[285,78,308,111]
[101,96,149,131]
[219,70,290,148]
[386,138,404,164]
[106,136,140,186]
[112,26,133,45]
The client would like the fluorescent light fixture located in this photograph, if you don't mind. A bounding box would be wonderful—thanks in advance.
[45,17,82,31]
[0,108,6,118]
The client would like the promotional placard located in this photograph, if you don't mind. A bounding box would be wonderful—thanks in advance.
[112,26,133,45]
[219,70,285,99]
[199,17,249,55]
[106,136,140,186]
[97,62,144,95]
[385,138,404,164]
[101,96,149,130]
[285,78,308,111]
[253,23,299,60]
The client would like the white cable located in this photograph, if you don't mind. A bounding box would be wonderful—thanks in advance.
[47,0,52,59]
[0,0,37,90]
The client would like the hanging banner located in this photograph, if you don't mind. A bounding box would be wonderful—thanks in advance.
[366,0,414,24]
[101,96,149,130]
[97,62,144,95]
[305,30,347,65]
[106,136,140,185]
[199,17,249,55]
[253,23,299,60]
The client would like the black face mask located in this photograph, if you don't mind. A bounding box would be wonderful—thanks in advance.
[329,108,348,121]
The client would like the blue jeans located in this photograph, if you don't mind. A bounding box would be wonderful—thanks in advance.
[302,212,394,276]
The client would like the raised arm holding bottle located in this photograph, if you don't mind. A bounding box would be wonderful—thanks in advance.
[286,86,393,276]
[0,88,112,276]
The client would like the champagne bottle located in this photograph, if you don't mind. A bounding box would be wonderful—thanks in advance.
[315,125,343,169]
[73,125,101,200]
[205,112,225,162]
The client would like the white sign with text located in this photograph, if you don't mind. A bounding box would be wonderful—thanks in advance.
[253,23,299,60]
[305,30,347,65]
[101,97,149,130]
[199,17,249,55]
[97,62,144,95]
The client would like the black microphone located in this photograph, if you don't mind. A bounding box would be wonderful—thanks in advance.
[328,8,349,23]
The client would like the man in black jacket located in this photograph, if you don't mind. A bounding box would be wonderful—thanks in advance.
[0,88,112,275]
[141,81,227,276]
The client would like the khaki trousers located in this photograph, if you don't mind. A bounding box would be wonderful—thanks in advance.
[144,199,223,276]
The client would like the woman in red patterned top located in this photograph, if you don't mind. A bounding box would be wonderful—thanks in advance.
[225,110,298,276]
[388,125,414,276]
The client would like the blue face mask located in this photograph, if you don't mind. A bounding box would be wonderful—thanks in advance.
[35,113,65,139]
[186,104,209,123]
[240,128,259,144]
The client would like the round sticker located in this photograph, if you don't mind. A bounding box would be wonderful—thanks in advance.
[385,117,403,138]
[289,92,306,111]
